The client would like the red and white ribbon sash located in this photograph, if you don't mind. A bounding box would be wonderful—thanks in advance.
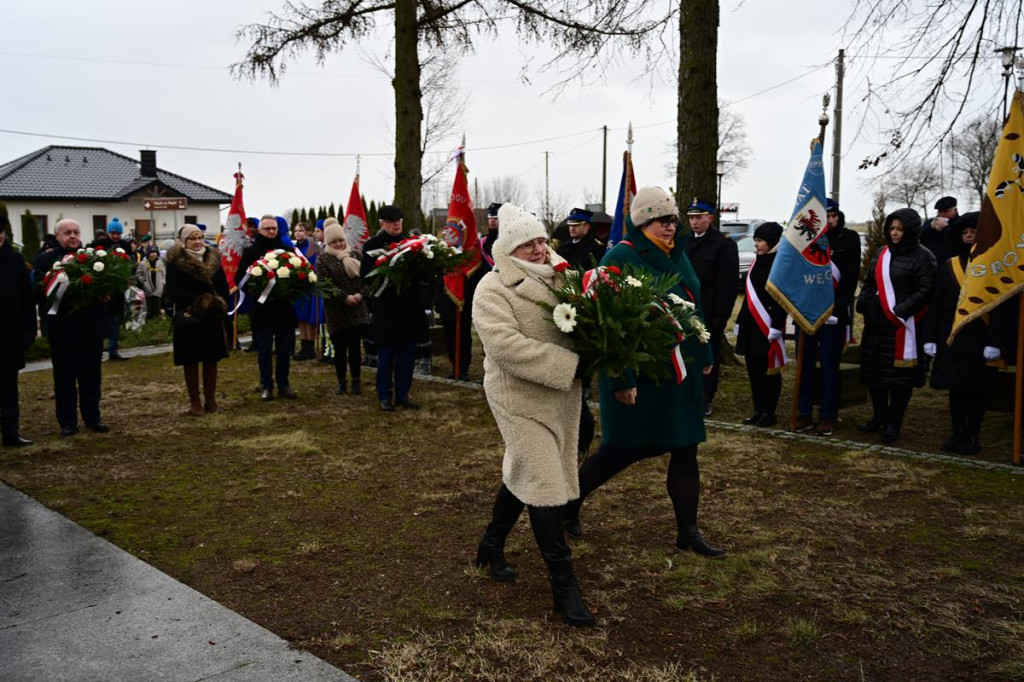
[744,259,787,370]
[580,265,621,298]
[651,299,687,384]
[874,246,921,366]
[45,270,70,315]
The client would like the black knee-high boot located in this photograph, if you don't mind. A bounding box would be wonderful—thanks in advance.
[529,505,595,627]
[476,484,524,582]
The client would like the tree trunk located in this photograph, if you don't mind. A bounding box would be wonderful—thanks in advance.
[393,0,423,232]
[676,0,719,225]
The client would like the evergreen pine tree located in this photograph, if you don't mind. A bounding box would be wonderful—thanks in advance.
[328,202,336,219]
[299,208,308,223]
[291,208,300,227]
[308,207,317,225]
[20,210,40,262]
[0,201,13,245]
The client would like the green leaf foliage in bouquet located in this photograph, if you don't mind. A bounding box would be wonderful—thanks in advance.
[365,234,471,295]
[42,246,135,314]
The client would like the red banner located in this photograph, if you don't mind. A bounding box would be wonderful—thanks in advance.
[442,151,481,308]
[343,174,369,254]
[221,171,247,289]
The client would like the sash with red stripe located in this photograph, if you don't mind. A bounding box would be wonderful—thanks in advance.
[745,259,787,373]
[874,246,924,367]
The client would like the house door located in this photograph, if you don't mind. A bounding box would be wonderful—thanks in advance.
[135,220,151,239]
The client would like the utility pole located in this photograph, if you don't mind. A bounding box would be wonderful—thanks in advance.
[544,151,551,229]
[831,48,844,203]
[602,125,608,208]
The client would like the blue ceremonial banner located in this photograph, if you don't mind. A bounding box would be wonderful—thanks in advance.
[766,139,834,333]
[607,151,636,250]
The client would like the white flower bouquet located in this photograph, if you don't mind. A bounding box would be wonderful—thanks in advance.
[242,248,317,304]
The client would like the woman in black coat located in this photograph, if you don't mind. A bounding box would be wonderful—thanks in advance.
[165,225,230,415]
[856,208,937,443]
[316,219,368,395]
[921,212,1005,455]
[734,222,787,427]
[239,216,299,401]
[0,231,36,446]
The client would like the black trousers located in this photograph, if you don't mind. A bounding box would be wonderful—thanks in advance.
[567,443,701,532]
[703,322,726,401]
[744,356,782,417]
[50,335,103,430]
[868,386,913,427]
[332,327,363,383]
[949,390,988,438]
[440,306,472,377]
[0,371,20,439]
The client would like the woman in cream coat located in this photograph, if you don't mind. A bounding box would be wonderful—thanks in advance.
[472,203,593,627]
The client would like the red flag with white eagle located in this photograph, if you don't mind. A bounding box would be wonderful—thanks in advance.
[221,170,247,289]
[343,173,370,255]
[442,148,481,308]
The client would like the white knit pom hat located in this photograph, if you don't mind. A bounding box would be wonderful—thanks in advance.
[494,203,547,254]
[323,217,345,244]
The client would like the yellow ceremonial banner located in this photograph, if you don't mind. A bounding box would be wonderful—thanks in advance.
[949,90,1024,344]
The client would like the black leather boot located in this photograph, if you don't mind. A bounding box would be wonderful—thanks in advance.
[677,524,726,558]
[881,423,901,443]
[350,379,361,395]
[475,485,523,582]
[529,506,595,627]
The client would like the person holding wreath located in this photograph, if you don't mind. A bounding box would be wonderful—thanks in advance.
[472,203,595,627]
[165,224,230,415]
[563,186,724,558]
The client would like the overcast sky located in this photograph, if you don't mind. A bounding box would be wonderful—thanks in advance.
[0,0,1012,225]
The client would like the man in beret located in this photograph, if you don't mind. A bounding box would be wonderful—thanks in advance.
[920,196,958,263]
[480,202,501,272]
[557,208,605,270]
[360,205,427,410]
[684,197,739,416]
[793,198,862,436]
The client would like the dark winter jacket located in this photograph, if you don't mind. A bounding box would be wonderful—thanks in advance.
[0,240,36,372]
[685,227,739,332]
[556,231,606,271]
[735,252,786,360]
[921,213,1003,392]
[919,215,956,265]
[827,211,862,327]
[165,245,230,366]
[856,208,937,389]
[239,234,299,332]
[359,231,428,346]
[316,251,369,335]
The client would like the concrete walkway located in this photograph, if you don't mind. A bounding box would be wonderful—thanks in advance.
[0,482,355,682]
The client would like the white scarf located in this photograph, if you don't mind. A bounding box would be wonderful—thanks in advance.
[510,256,556,285]
[185,245,206,262]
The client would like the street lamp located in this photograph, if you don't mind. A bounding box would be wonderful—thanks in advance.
[996,46,1020,122]
[716,159,726,215]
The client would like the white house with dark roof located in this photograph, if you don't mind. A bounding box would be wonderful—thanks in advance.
[0,146,232,244]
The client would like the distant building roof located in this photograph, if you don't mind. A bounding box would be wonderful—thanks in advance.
[0,145,232,203]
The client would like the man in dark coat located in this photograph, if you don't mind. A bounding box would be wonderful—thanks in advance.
[556,208,605,270]
[480,202,501,273]
[794,198,863,436]
[34,219,111,437]
[360,205,427,411]
[920,196,958,264]
[239,215,299,401]
[684,197,739,416]
[0,229,36,446]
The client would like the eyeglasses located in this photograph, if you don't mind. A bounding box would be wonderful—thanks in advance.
[516,237,548,252]
[653,216,679,226]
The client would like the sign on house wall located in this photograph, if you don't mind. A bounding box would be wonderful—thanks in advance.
[142,198,187,210]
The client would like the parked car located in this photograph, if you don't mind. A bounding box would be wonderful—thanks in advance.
[737,236,756,291]
[720,219,765,242]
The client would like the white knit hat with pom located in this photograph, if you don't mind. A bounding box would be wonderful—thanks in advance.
[494,203,547,254]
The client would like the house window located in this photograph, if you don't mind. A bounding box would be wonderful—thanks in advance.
[34,215,48,238]
[185,215,198,226]
[93,215,107,234]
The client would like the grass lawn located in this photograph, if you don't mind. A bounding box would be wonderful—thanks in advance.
[3,333,1023,680]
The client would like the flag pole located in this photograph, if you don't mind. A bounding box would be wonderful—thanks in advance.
[454,135,466,381]
[1015,294,1023,465]
[790,97,831,431]
[233,162,242,350]
[625,122,634,218]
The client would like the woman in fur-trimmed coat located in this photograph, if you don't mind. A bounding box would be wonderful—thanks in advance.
[472,203,593,627]
[165,225,230,415]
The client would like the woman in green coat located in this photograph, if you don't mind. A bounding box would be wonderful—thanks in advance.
[564,186,725,557]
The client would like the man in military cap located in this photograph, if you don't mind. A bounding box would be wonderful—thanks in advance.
[684,197,738,417]
[557,207,605,270]
[480,202,502,272]
[920,195,958,263]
